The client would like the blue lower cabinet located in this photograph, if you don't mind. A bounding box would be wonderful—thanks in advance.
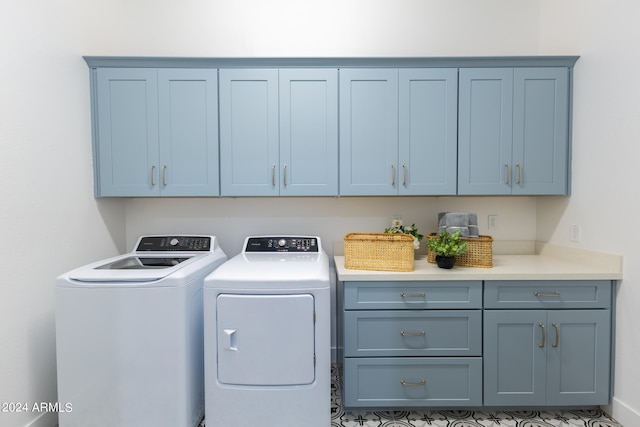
[483,309,611,406]
[342,280,614,409]
[344,357,482,408]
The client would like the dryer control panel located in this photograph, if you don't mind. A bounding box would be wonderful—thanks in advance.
[245,237,319,253]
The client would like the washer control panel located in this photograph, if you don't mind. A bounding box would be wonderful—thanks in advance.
[245,236,319,252]
[135,236,212,252]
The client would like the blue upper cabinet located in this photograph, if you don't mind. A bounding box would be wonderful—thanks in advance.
[279,69,338,196]
[96,68,159,196]
[512,68,569,195]
[340,69,399,196]
[219,69,280,196]
[458,67,570,195]
[158,69,219,196]
[219,69,338,196]
[86,57,577,198]
[94,68,219,197]
[399,69,458,195]
[340,68,457,196]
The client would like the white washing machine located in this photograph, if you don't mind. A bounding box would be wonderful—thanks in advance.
[56,235,227,427]
[203,236,330,427]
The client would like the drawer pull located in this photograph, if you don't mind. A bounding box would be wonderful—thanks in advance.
[552,322,559,348]
[533,292,561,297]
[400,331,426,337]
[400,292,426,298]
[400,379,426,387]
[539,322,546,348]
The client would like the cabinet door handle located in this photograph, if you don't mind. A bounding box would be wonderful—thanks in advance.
[162,165,167,187]
[400,292,426,298]
[271,164,276,187]
[402,163,407,186]
[552,322,559,348]
[400,331,426,337]
[283,164,287,187]
[534,292,561,297]
[401,379,426,387]
[391,163,396,186]
[150,165,156,186]
[505,163,511,185]
[538,322,546,348]
[516,162,522,185]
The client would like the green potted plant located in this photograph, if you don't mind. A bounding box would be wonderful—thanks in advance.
[427,230,469,269]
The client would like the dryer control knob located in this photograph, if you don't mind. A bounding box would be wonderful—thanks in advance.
[170,238,180,246]
[278,239,287,247]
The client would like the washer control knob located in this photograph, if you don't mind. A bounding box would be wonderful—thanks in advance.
[170,238,180,246]
[278,238,287,247]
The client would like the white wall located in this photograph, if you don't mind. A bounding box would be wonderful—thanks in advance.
[538,1,640,425]
[2,0,638,426]
[0,2,127,427]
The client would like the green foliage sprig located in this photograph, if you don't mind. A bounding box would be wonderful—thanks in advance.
[384,221,424,250]
[427,230,469,257]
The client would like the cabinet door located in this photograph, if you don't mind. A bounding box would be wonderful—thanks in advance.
[95,68,159,196]
[512,68,569,195]
[485,309,611,407]
[219,69,279,196]
[483,310,547,406]
[339,69,399,195]
[546,310,611,405]
[458,68,513,195]
[158,69,219,196]
[399,69,457,195]
[279,69,338,196]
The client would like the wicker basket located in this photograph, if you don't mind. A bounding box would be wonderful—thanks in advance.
[427,233,493,268]
[344,233,415,272]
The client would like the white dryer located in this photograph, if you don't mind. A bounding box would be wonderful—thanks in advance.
[203,236,330,427]
[56,235,227,427]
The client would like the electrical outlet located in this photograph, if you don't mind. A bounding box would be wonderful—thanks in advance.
[488,215,498,230]
[570,224,581,242]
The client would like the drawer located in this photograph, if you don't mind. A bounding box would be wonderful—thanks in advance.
[344,310,482,357]
[343,357,482,408]
[343,281,482,310]
[484,280,612,309]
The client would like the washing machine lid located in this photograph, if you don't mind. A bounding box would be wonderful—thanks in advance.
[65,235,225,283]
[67,253,204,282]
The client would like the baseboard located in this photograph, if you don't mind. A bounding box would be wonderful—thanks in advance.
[24,411,57,427]
[605,397,640,426]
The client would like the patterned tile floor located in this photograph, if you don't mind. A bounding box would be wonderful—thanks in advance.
[202,365,623,427]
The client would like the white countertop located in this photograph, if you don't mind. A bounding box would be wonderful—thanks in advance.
[334,244,623,281]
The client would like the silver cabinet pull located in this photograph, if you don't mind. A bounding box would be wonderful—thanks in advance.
[516,162,522,185]
[400,379,426,387]
[400,331,426,337]
[400,292,425,298]
[391,163,396,186]
[402,163,407,186]
[534,292,561,297]
[505,163,511,185]
[162,165,167,187]
[539,322,546,348]
[271,164,276,186]
[552,322,559,348]
[150,165,156,186]
[283,164,287,187]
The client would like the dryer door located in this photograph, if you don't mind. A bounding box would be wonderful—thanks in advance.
[216,293,315,386]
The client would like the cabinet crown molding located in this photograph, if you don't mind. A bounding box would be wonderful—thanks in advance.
[83,56,580,69]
